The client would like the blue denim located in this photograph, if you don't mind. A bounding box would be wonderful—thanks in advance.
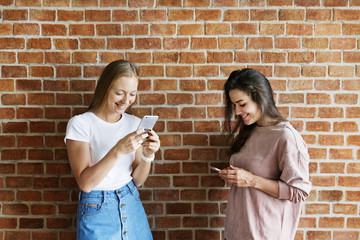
[76,180,153,240]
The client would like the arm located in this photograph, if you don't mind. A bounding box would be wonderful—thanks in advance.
[131,129,160,187]
[219,165,279,198]
[67,129,148,193]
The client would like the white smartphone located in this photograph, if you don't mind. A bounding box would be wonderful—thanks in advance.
[137,115,158,130]
[209,166,221,172]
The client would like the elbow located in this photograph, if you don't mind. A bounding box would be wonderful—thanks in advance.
[77,182,93,193]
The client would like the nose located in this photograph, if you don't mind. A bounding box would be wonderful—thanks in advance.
[235,105,242,115]
[121,94,131,105]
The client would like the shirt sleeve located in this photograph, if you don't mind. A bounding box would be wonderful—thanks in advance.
[64,115,90,144]
[278,126,312,203]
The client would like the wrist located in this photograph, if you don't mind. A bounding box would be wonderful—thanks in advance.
[141,153,154,162]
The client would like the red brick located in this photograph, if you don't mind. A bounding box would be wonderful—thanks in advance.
[278,93,304,104]
[72,0,97,7]
[315,23,341,35]
[310,176,336,187]
[14,23,40,35]
[3,9,28,20]
[346,107,360,118]
[275,37,300,49]
[224,9,248,21]
[166,203,191,214]
[141,10,166,21]
[164,37,189,49]
[183,216,208,228]
[168,9,193,21]
[144,176,170,188]
[319,135,344,146]
[183,134,208,146]
[151,24,176,36]
[0,218,17,229]
[330,148,354,160]
[318,107,344,118]
[306,231,331,239]
[113,10,138,21]
[279,9,305,20]
[320,162,345,173]
[206,23,230,35]
[42,24,67,36]
[121,24,146,36]
[153,108,179,119]
[85,10,110,22]
[30,9,55,21]
[195,230,220,240]
[196,9,221,21]
[315,79,340,91]
[303,37,328,49]
[69,24,94,36]
[135,38,161,49]
[211,0,236,6]
[306,121,331,132]
[194,65,219,77]
[96,24,122,36]
[234,23,258,36]
[27,38,51,49]
[181,189,207,201]
[191,37,217,49]
[275,66,300,77]
[184,0,210,7]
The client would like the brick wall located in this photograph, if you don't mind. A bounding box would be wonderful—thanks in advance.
[0,0,359,239]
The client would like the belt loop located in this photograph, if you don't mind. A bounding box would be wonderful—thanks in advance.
[127,180,136,195]
[102,190,106,203]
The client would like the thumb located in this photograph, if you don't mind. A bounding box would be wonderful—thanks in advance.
[230,164,239,170]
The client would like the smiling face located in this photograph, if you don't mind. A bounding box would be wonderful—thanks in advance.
[229,89,263,126]
[100,75,138,122]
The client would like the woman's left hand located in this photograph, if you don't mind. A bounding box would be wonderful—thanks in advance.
[142,129,160,158]
[219,165,256,188]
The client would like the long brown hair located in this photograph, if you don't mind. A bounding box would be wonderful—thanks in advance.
[87,60,139,112]
[223,68,286,155]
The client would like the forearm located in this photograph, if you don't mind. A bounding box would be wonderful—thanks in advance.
[253,175,279,198]
[132,159,152,187]
[76,149,120,193]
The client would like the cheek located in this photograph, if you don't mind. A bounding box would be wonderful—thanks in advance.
[129,96,136,104]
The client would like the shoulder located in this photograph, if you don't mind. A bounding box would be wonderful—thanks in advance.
[68,112,93,125]
[122,113,141,125]
[276,122,307,151]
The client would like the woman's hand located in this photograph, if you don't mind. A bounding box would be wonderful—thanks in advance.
[141,129,160,157]
[219,165,280,198]
[219,165,256,188]
[112,129,149,158]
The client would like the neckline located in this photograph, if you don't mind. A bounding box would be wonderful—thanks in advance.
[89,112,124,125]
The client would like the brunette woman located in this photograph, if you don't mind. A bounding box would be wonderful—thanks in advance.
[219,68,311,240]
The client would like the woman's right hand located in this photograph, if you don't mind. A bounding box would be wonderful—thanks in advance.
[112,129,149,158]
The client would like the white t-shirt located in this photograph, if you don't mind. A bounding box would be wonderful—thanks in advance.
[64,112,141,190]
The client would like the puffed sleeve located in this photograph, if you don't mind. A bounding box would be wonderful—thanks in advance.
[278,125,312,203]
[64,115,90,144]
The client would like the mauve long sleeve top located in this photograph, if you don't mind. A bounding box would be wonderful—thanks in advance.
[224,122,311,240]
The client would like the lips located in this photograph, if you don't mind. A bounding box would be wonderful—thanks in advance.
[115,103,127,110]
[241,113,249,120]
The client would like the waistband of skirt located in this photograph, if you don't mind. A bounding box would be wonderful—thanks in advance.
[79,180,137,198]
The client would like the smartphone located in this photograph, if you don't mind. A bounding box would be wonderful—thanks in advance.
[209,166,221,172]
[137,115,158,130]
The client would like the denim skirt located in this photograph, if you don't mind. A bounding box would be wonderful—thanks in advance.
[76,180,153,240]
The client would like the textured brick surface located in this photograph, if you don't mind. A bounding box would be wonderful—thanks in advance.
[0,1,359,239]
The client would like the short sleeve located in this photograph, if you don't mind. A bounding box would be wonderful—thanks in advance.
[64,115,90,144]
[278,126,312,203]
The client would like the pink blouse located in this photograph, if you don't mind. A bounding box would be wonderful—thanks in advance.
[224,122,311,240]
